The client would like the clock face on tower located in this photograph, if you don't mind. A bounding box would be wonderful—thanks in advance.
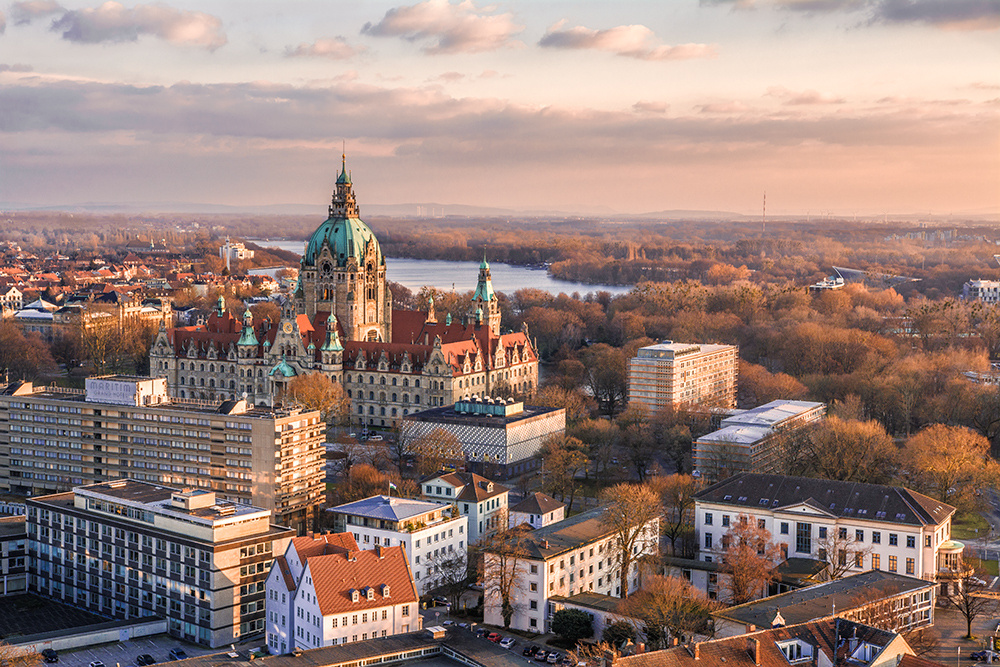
[283,321,293,334]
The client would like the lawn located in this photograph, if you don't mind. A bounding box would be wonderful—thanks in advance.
[952,512,990,540]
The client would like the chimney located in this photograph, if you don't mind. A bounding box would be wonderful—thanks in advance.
[746,638,760,666]
[375,545,384,559]
[542,539,550,549]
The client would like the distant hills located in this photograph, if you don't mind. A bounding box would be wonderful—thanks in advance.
[1,200,997,222]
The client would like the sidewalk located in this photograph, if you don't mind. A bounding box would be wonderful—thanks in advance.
[925,606,999,664]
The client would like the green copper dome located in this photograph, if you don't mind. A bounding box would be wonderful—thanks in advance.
[269,356,297,378]
[303,216,382,268]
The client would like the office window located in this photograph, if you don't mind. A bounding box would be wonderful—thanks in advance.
[907,535,915,549]
[722,515,730,527]
[889,534,898,546]
[705,533,712,549]
[780,522,789,535]
[818,527,827,539]
[704,513,713,526]
[855,552,863,568]
[872,531,881,544]
[872,554,880,570]
[925,535,932,547]
[888,555,897,572]
[906,558,915,575]
[839,528,847,540]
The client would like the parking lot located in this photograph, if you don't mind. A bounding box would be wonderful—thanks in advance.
[47,634,220,667]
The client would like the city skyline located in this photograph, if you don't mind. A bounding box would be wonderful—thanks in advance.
[1,0,997,216]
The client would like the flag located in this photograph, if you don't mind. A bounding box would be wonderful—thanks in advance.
[389,482,397,491]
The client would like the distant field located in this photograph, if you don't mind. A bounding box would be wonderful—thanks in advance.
[952,512,990,540]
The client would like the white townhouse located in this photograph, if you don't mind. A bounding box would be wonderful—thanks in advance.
[421,471,508,543]
[509,491,565,530]
[694,473,965,599]
[483,506,658,634]
[327,495,467,595]
[265,532,419,654]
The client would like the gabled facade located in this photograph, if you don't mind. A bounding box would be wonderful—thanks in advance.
[265,533,419,654]
[149,159,538,428]
[327,495,467,595]
[694,473,963,599]
[420,471,509,543]
[509,491,565,530]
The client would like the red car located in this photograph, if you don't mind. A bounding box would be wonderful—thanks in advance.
[487,632,502,643]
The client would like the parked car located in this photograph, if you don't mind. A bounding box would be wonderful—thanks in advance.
[475,628,489,637]
[534,650,549,661]
[443,620,455,626]
[487,632,502,643]
[431,596,450,607]
[458,622,469,629]
[972,650,1000,662]
[561,657,575,666]
[168,650,188,661]
[41,650,58,664]
[500,637,516,649]
[90,662,105,667]
[369,435,384,441]
[524,646,539,657]
[136,655,156,666]
[547,652,562,664]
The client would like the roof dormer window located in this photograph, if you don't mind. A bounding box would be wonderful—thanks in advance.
[350,588,359,602]
[366,586,375,600]
[382,584,390,598]
[776,639,812,664]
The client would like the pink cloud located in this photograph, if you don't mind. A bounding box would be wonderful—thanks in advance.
[540,21,716,61]
[361,0,523,54]
[285,37,363,59]
[51,1,226,50]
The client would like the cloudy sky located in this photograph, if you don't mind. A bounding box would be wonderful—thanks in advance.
[1,0,997,216]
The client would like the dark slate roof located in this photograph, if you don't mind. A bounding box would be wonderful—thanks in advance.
[694,473,955,528]
[511,491,565,515]
[713,570,935,629]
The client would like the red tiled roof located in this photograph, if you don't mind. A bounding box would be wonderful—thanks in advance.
[293,532,358,561]
[307,545,418,617]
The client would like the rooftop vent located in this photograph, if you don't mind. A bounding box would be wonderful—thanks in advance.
[107,480,127,488]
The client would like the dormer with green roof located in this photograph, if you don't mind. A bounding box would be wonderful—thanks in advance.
[237,309,259,349]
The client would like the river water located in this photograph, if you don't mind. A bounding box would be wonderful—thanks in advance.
[253,240,633,297]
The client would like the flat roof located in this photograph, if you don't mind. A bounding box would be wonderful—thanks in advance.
[403,403,563,428]
[713,570,934,628]
[329,495,450,522]
[720,400,825,428]
[0,514,26,538]
[550,592,623,614]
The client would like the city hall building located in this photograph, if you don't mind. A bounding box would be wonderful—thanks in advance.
[150,157,539,428]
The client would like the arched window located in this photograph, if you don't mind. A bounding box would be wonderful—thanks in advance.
[180,377,185,385]
[209,379,215,388]
[380,407,386,416]
[392,378,397,386]
[180,362,185,371]
[415,379,421,388]
[368,406,375,415]
[403,378,409,387]
[403,394,409,403]
[358,405,364,414]
[369,376,374,384]
[391,408,397,416]
[230,380,235,389]
[369,391,374,400]
[200,364,205,372]
[392,393,397,402]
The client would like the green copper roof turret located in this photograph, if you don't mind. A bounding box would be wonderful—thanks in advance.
[238,309,258,346]
[269,355,297,378]
[321,313,344,352]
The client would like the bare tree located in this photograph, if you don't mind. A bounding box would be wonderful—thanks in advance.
[541,433,589,508]
[409,428,464,477]
[617,575,718,649]
[600,483,660,598]
[720,514,781,605]
[427,549,471,608]
[480,508,531,629]
[648,474,696,556]
[944,563,997,639]
[0,641,41,667]
[288,372,350,425]
[816,529,874,580]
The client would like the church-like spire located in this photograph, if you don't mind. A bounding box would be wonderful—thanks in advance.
[330,151,359,217]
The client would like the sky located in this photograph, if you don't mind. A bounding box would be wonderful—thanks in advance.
[0,0,998,217]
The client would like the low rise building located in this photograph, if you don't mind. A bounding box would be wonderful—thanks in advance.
[627,341,738,414]
[482,506,658,633]
[420,471,508,543]
[712,570,935,638]
[693,400,826,482]
[694,473,964,600]
[509,492,565,530]
[266,532,419,654]
[401,398,565,479]
[613,618,928,667]
[0,514,26,595]
[0,376,324,532]
[26,480,295,647]
[327,495,467,595]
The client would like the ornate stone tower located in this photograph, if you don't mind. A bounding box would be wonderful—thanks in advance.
[468,254,501,335]
[296,155,392,342]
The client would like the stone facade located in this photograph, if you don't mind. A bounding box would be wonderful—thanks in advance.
[150,159,538,429]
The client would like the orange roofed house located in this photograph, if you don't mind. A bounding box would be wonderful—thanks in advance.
[150,156,538,428]
[265,531,420,654]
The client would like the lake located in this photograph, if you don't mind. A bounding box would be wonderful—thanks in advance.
[253,240,633,296]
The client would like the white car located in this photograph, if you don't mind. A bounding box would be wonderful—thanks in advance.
[500,638,516,649]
